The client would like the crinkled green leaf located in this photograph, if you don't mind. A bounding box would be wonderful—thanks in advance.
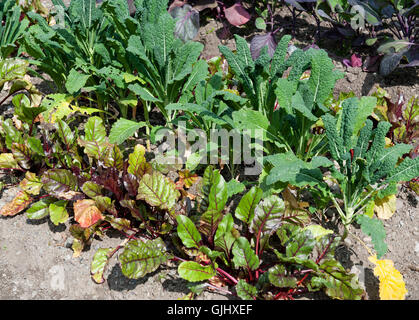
[119,238,172,279]
[41,169,78,198]
[356,214,387,258]
[235,279,258,300]
[137,171,180,212]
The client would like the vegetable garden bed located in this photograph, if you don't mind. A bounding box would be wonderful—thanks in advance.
[0,0,418,301]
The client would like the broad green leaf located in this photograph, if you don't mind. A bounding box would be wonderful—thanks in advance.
[91,248,114,284]
[119,238,172,279]
[12,93,46,124]
[284,229,316,260]
[0,58,28,90]
[176,215,202,249]
[250,195,285,237]
[226,179,245,199]
[41,169,78,198]
[235,279,258,300]
[232,237,260,271]
[104,144,124,171]
[268,264,297,288]
[178,261,216,282]
[128,83,161,102]
[198,166,227,214]
[266,152,327,187]
[214,213,236,257]
[181,59,209,94]
[49,200,69,226]
[109,118,146,145]
[356,214,387,259]
[81,181,104,199]
[137,171,180,212]
[26,198,54,220]
[304,224,334,241]
[56,119,75,147]
[11,143,33,170]
[78,116,111,160]
[317,259,364,300]
[65,69,91,94]
[235,186,263,225]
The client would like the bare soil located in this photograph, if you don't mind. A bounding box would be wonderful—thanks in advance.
[0,1,417,300]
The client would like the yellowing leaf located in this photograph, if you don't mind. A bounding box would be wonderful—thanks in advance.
[374,194,396,220]
[368,255,407,300]
[300,70,311,80]
[177,170,199,189]
[42,94,101,123]
[19,172,42,195]
[0,190,33,217]
[304,224,333,241]
[73,199,104,228]
[384,137,393,148]
[224,89,240,96]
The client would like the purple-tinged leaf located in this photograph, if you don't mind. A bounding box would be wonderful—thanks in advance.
[170,4,200,42]
[362,55,381,73]
[168,0,185,12]
[250,33,277,60]
[351,54,362,67]
[379,51,405,76]
[342,59,352,68]
[41,169,78,198]
[224,2,251,27]
[401,46,419,68]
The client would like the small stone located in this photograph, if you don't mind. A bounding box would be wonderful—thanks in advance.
[344,238,352,246]
[415,242,419,257]
[347,73,357,83]
[363,236,372,243]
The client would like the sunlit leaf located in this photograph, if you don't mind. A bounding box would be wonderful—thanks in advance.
[119,238,172,279]
[0,190,33,217]
[178,261,216,282]
[73,199,104,228]
[91,248,114,284]
[368,255,407,300]
[49,200,69,226]
[374,194,396,220]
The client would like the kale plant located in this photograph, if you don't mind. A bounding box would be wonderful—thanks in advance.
[322,97,419,255]
[0,0,29,59]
